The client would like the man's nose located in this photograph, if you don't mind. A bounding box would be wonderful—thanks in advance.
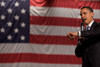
[81,14,84,18]
[81,14,85,19]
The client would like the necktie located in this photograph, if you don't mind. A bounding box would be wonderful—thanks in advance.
[86,26,90,30]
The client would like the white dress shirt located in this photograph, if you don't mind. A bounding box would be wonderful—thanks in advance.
[78,20,94,36]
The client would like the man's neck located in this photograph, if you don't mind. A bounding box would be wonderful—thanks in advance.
[88,19,93,24]
[87,20,94,27]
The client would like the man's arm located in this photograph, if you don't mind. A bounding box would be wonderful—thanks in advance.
[81,23,100,38]
[67,23,100,39]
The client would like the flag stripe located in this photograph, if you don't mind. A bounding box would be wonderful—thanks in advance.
[0,43,76,55]
[30,16,82,27]
[30,35,78,45]
[30,16,100,26]
[30,25,80,36]
[0,53,82,64]
[30,0,100,9]
[30,6,100,19]
[0,63,81,67]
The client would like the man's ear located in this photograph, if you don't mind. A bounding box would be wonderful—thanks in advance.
[91,12,94,17]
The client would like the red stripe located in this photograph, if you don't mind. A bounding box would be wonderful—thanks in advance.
[30,35,78,45]
[0,53,82,64]
[30,0,100,9]
[30,16,100,27]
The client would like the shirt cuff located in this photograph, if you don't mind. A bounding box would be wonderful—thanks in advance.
[78,31,81,36]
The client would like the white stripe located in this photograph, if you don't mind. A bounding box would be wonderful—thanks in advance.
[30,6,100,19]
[0,43,76,55]
[30,25,80,36]
[0,63,81,67]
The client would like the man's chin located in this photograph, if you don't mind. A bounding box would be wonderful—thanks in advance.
[83,21,88,25]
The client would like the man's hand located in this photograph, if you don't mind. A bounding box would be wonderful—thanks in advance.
[67,32,78,40]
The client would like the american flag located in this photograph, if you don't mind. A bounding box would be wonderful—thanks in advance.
[0,0,100,67]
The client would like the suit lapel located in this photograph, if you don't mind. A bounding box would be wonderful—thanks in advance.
[90,21,97,30]
[83,21,97,31]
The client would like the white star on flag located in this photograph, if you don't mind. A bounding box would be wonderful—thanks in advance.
[15,1,19,7]
[7,8,13,14]
[0,1,6,7]
[0,27,5,33]
[21,22,26,28]
[20,35,25,41]
[21,8,26,14]
[7,35,12,40]
[7,21,13,27]
[14,28,19,33]
[1,15,6,20]
[14,15,19,20]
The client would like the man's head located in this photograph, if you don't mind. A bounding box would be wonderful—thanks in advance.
[80,6,94,25]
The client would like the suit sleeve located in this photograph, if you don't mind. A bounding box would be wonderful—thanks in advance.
[81,23,100,38]
[75,41,83,57]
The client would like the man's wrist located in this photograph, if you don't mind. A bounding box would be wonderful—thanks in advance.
[76,32,78,36]
[74,32,78,36]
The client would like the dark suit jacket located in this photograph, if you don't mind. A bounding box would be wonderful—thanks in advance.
[75,21,100,67]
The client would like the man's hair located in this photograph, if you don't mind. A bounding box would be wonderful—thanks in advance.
[81,6,94,12]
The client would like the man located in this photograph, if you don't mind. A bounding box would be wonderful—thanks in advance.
[67,6,100,67]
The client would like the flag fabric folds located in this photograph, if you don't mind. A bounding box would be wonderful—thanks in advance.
[0,0,100,67]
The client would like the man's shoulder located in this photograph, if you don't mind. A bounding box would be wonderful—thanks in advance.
[91,21,100,29]
[97,22,100,25]
[94,21,100,28]
[96,22,100,25]
[93,21,100,25]
[94,21,100,24]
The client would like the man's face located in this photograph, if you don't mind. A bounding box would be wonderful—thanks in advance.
[80,8,94,25]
